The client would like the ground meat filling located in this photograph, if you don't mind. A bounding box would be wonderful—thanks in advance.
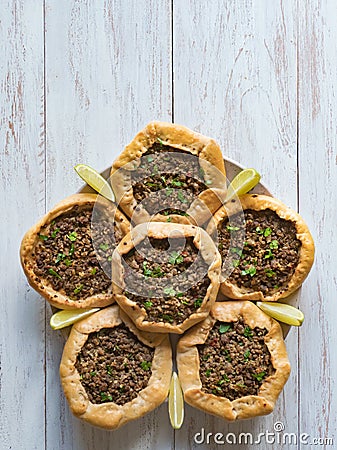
[122,237,211,324]
[198,319,274,401]
[34,206,123,301]
[75,324,154,405]
[218,209,301,295]
[131,142,207,216]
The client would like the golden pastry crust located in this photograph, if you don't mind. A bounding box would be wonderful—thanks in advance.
[60,305,172,430]
[176,301,291,421]
[20,193,131,309]
[207,194,315,301]
[112,222,221,334]
[110,121,227,225]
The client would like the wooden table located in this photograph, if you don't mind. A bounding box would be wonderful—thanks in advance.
[1,1,336,449]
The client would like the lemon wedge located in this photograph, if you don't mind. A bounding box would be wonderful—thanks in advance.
[74,164,115,202]
[256,301,304,326]
[168,372,184,429]
[225,168,261,201]
[50,308,100,330]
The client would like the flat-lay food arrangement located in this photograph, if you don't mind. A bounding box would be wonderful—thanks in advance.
[20,122,314,430]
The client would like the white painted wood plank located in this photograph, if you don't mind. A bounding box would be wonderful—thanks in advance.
[298,0,337,446]
[0,1,46,449]
[173,1,299,448]
[44,1,173,449]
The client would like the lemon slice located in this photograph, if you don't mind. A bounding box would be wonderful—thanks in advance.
[168,372,184,429]
[74,164,115,202]
[256,301,304,326]
[225,168,261,201]
[50,308,100,330]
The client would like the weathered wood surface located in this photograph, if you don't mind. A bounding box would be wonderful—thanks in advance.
[1,0,336,449]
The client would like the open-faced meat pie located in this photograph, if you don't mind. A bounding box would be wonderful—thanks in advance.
[207,194,314,301]
[176,301,290,421]
[60,305,172,430]
[112,222,221,334]
[20,193,130,309]
[110,121,227,225]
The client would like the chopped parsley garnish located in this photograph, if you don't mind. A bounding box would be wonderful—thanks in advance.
[73,284,83,294]
[39,234,48,241]
[147,155,154,163]
[165,187,173,197]
[99,243,110,251]
[264,249,274,259]
[232,259,240,268]
[269,239,279,249]
[67,231,77,242]
[48,268,61,279]
[152,165,159,175]
[162,314,174,323]
[219,323,231,334]
[255,226,263,235]
[231,247,243,257]
[171,179,183,187]
[241,266,256,277]
[244,350,251,360]
[64,259,72,267]
[223,374,230,382]
[226,225,240,232]
[252,372,266,382]
[177,191,188,203]
[143,262,164,278]
[100,392,113,402]
[205,369,211,377]
[90,371,96,377]
[90,267,97,275]
[69,243,75,256]
[169,251,184,265]
[163,286,176,296]
[55,253,66,264]
[166,217,172,222]
[143,301,153,310]
[264,227,272,237]
[194,297,203,308]
[244,326,253,338]
[140,361,152,371]
[51,228,60,238]
[265,269,276,277]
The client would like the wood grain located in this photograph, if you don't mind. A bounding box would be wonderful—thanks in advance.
[298,0,337,446]
[0,1,46,449]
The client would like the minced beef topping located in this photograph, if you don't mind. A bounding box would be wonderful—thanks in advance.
[34,206,123,301]
[131,142,207,216]
[218,208,301,295]
[75,324,154,405]
[198,319,274,401]
[122,237,210,325]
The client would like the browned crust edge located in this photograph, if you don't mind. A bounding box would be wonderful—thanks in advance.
[111,222,221,334]
[59,305,172,429]
[110,121,227,226]
[20,193,131,309]
[176,301,291,421]
[207,194,315,301]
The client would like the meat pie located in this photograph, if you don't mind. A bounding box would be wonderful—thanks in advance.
[20,194,130,309]
[60,305,172,429]
[112,222,221,333]
[176,301,291,421]
[207,194,314,301]
[110,121,227,225]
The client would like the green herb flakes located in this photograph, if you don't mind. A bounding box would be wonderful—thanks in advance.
[252,372,266,382]
[169,251,183,265]
[140,361,152,371]
[67,231,77,242]
[219,323,231,334]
